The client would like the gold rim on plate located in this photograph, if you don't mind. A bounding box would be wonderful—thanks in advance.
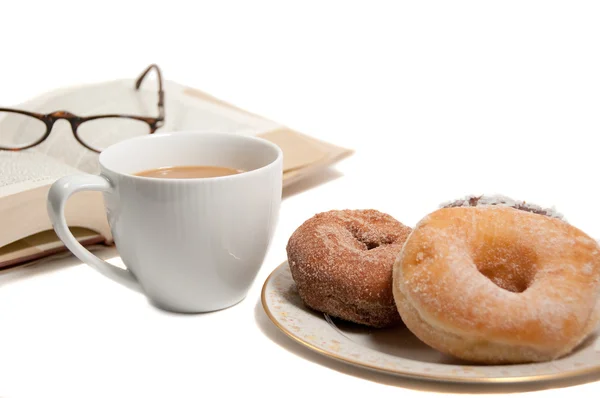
[261,261,600,384]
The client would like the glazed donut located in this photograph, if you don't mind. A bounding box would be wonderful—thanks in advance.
[287,209,412,328]
[393,196,600,364]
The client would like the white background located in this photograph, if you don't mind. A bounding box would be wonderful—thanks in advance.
[1,1,600,397]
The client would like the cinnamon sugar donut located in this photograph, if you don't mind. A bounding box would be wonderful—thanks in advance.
[393,196,600,364]
[287,209,412,328]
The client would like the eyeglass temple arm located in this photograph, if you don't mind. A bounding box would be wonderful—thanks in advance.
[134,64,165,122]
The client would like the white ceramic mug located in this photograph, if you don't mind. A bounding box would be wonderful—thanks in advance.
[47,131,283,313]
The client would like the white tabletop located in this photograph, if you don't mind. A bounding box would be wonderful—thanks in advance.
[2,1,600,397]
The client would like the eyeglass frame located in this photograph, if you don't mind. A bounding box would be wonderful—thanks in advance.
[0,64,165,153]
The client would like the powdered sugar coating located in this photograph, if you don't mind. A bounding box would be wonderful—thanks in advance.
[440,194,566,221]
[287,209,412,328]
[393,206,600,364]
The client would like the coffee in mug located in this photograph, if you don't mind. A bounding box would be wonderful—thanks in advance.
[135,165,245,179]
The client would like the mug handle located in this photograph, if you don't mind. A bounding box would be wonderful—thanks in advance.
[47,174,141,292]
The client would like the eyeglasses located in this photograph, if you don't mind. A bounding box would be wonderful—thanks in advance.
[0,64,165,153]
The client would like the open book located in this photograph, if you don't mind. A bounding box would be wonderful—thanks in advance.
[0,77,352,270]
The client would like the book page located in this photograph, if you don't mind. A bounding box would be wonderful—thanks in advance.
[0,150,82,197]
[0,227,105,269]
[1,76,348,203]
[0,81,157,175]
[0,79,282,177]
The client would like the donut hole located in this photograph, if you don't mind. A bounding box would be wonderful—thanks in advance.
[472,240,538,293]
[365,242,380,250]
[348,226,394,251]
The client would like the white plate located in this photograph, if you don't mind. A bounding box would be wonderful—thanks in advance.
[261,261,600,384]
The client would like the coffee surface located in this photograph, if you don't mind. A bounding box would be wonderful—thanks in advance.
[135,165,244,179]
